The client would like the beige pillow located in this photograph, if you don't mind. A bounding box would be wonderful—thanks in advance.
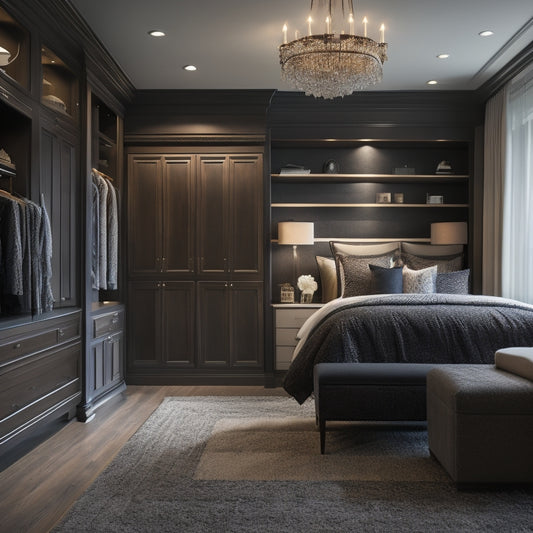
[330,241,401,257]
[315,256,337,303]
[495,348,533,381]
[401,242,464,257]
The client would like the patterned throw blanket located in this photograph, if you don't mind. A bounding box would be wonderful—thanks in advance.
[283,294,533,404]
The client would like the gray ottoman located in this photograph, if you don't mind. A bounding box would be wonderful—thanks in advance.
[427,365,533,484]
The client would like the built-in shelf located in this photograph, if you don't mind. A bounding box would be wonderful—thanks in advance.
[272,173,469,183]
[271,203,469,208]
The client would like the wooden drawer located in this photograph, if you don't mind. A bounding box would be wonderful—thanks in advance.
[93,310,124,338]
[276,346,295,370]
[0,342,81,435]
[276,328,299,347]
[275,308,317,328]
[0,313,81,366]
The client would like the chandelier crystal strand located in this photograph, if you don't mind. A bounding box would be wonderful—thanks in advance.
[279,0,388,99]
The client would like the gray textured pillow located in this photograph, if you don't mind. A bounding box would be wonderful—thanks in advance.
[402,265,437,293]
[436,269,470,294]
[401,251,463,273]
[337,253,396,297]
[315,256,337,303]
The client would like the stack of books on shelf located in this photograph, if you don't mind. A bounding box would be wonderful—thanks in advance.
[279,164,311,175]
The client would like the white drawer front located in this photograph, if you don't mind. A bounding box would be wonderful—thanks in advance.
[276,346,295,370]
[276,328,299,347]
[275,308,317,328]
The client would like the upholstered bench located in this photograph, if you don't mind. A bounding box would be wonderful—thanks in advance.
[313,362,439,454]
[427,362,533,484]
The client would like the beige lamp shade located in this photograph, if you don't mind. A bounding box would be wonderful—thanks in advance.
[278,222,314,245]
[431,222,468,245]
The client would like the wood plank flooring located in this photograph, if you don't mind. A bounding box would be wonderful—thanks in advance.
[0,385,287,533]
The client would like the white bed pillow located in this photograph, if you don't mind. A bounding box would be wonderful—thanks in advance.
[402,265,437,293]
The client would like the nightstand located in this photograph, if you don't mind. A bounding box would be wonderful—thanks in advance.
[272,303,323,370]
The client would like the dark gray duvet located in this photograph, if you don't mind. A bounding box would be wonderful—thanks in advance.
[283,294,533,403]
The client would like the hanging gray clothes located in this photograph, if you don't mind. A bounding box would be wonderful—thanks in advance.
[91,178,100,290]
[106,182,118,290]
[27,201,43,315]
[0,195,23,297]
[96,175,108,290]
[19,200,32,314]
[40,194,54,312]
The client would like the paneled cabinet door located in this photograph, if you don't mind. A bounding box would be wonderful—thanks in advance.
[163,158,195,274]
[128,157,163,275]
[128,156,195,275]
[197,156,228,274]
[229,155,263,276]
[197,155,263,277]
[40,123,78,308]
[197,281,263,369]
[127,281,195,369]
[127,281,162,368]
[92,331,122,393]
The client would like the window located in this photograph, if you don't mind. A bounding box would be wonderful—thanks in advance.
[502,64,533,303]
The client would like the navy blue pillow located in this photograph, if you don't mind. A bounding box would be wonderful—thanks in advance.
[369,264,403,294]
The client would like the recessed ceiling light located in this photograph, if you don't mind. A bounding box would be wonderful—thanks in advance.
[437,54,450,59]
[479,30,494,37]
[183,65,197,72]
[427,80,438,85]
[148,30,166,37]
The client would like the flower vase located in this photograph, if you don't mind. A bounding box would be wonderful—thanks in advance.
[300,290,314,304]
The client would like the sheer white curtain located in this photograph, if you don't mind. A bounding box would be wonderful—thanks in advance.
[502,63,533,303]
[482,88,507,296]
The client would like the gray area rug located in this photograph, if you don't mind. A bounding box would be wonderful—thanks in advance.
[54,396,533,532]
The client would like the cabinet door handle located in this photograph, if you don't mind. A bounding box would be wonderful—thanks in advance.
[162,283,166,288]
[188,257,194,271]
[230,283,234,288]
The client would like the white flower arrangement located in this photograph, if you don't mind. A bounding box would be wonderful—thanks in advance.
[297,274,318,294]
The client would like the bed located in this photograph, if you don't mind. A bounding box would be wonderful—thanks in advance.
[283,293,533,404]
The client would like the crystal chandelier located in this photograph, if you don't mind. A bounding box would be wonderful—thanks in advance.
[279,0,388,99]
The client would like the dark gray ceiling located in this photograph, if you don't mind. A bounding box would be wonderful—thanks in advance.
[71,0,533,91]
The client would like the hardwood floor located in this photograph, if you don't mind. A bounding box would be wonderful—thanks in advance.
[0,385,287,533]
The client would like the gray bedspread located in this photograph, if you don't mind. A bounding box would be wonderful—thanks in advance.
[283,294,533,403]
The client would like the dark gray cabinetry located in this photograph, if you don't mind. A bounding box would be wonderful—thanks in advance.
[128,156,194,276]
[0,311,81,454]
[197,281,263,369]
[126,151,264,381]
[40,112,79,309]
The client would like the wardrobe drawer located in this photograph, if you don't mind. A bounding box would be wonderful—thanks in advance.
[0,313,81,366]
[0,343,81,436]
[93,310,123,338]
[0,330,57,364]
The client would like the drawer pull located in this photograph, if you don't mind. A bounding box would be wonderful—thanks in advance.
[13,343,21,349]
[58,329,65,337]
[111,317,119,324]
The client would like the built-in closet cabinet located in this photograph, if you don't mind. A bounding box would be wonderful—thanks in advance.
[0,1,85,457]
[197,155,263,276]
[39,110,79,308]
[128,155,194,275]
[126,150,264,381]
[77,92,126,422]
[197,281,263,369]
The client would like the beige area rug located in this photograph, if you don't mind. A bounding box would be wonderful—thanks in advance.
[194,416,448,482]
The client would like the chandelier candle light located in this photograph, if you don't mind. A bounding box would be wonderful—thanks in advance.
[279,0,388,99]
